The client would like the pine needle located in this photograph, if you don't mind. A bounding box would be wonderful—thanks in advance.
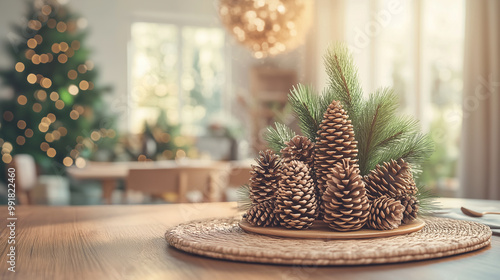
[264,122,296,153]
[416,185,439,216]
[289,84,323,140]
[356,88,428,174]
[237,184,252,212]
[324,43,363,122]
[373,133,434,175]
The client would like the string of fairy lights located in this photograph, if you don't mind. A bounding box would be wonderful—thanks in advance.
[0,2,115,167]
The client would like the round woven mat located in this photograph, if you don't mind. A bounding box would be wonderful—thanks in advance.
[165,217,492,266]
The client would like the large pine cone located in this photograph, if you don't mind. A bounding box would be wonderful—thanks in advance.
[322,159,370,231]
[364,158,416,199]
[281,135,315,167]
[396,194,419,224]
[249,150,281,204]
[367,196,404,230]
[245,201,278,227]
[275,160,318,229]
[314,100,358,201]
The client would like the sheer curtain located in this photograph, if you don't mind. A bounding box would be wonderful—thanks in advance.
[459,0,500,199]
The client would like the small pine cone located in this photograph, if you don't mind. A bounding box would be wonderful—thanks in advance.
[249,150,281,204]
[364,158,416,199]
[246,201,278,227]
[367,196,404,230]
[397,194,419,224]
[275,160,318,229]
[314,100,358,201]
[281,135,315,167]
[322,159,370,231]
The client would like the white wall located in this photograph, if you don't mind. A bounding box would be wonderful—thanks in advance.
[0,0,342,131]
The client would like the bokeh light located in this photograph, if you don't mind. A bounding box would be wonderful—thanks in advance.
[63,157,73,166]
[17,95,27,105]
[15,62,25,72]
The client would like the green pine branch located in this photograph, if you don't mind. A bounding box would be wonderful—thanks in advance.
[323,43,364,123]
[357,88,423,174]
[372,133,434,175]
[237,184,252,212]
[324,44,433,176]
[416,184,439,215]
[265,43,433,179]
[264,122,296,153]
[288,84,324,140]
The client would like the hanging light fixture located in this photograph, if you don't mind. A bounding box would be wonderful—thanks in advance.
[218,0,313,59]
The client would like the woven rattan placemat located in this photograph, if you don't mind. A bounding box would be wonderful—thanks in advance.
[165,217,492,265]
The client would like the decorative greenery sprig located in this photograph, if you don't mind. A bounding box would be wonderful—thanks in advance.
[415,185,438,215]
[264,122,296,154]
[356,88,433,174]
[323,44,364,125]
[264,42,433,177]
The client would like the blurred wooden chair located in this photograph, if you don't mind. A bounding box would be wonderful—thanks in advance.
[228,166,252,187]
[8,154,38,205]
[126,164,230,203]
[222,165,252,201]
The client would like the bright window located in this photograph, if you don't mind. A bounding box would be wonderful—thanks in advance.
[129,22,226,135]
[345,0,465,195]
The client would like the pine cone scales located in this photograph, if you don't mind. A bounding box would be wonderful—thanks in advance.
[281,135,314,167]
[246,201,278,227]
[314,100,358,199]
[249,150,281,204]
[367,196,404,230]
[397,194,419,224]
[275,160,318,229]
[364,158,416,199]
[322,159,370,231]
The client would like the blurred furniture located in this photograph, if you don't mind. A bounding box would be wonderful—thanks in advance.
[250,66,296,151]
[227,165,252,187]
[2,198,499,280]
[67,161,175,204]
[9,154,37,205]
[31,175,70,206]
[126,165,230,203]
[223,164,252,202]
[67,160,237,204]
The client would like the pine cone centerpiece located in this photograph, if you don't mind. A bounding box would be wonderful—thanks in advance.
[281,135,315,167]
[249,150,281,204]
[314,100,358,200]
[367,196,404,230]
[275,160,318,229]
[396,194,419,224]
[364,158,416,199]
[322,159,370,231]
[245,200,278,227]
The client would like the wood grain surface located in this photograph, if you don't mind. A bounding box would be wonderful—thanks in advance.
[1,198,499,280]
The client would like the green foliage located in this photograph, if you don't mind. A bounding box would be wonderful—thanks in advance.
[0,1,116,178]
[263,42,433,178]
[324,43,433,175]
[264,122,296,154]
[416,184,439,215]
[237,184,252,212]
[323,43,364,124]
[356,87,433,174]
[288,84,322,140]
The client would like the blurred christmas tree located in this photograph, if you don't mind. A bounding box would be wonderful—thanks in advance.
[0,0,117,180]
[123,110,191,161]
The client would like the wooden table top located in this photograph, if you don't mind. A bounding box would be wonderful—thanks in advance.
[1,198,499,280]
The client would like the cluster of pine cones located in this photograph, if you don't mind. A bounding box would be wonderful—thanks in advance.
[245,100,419,231]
